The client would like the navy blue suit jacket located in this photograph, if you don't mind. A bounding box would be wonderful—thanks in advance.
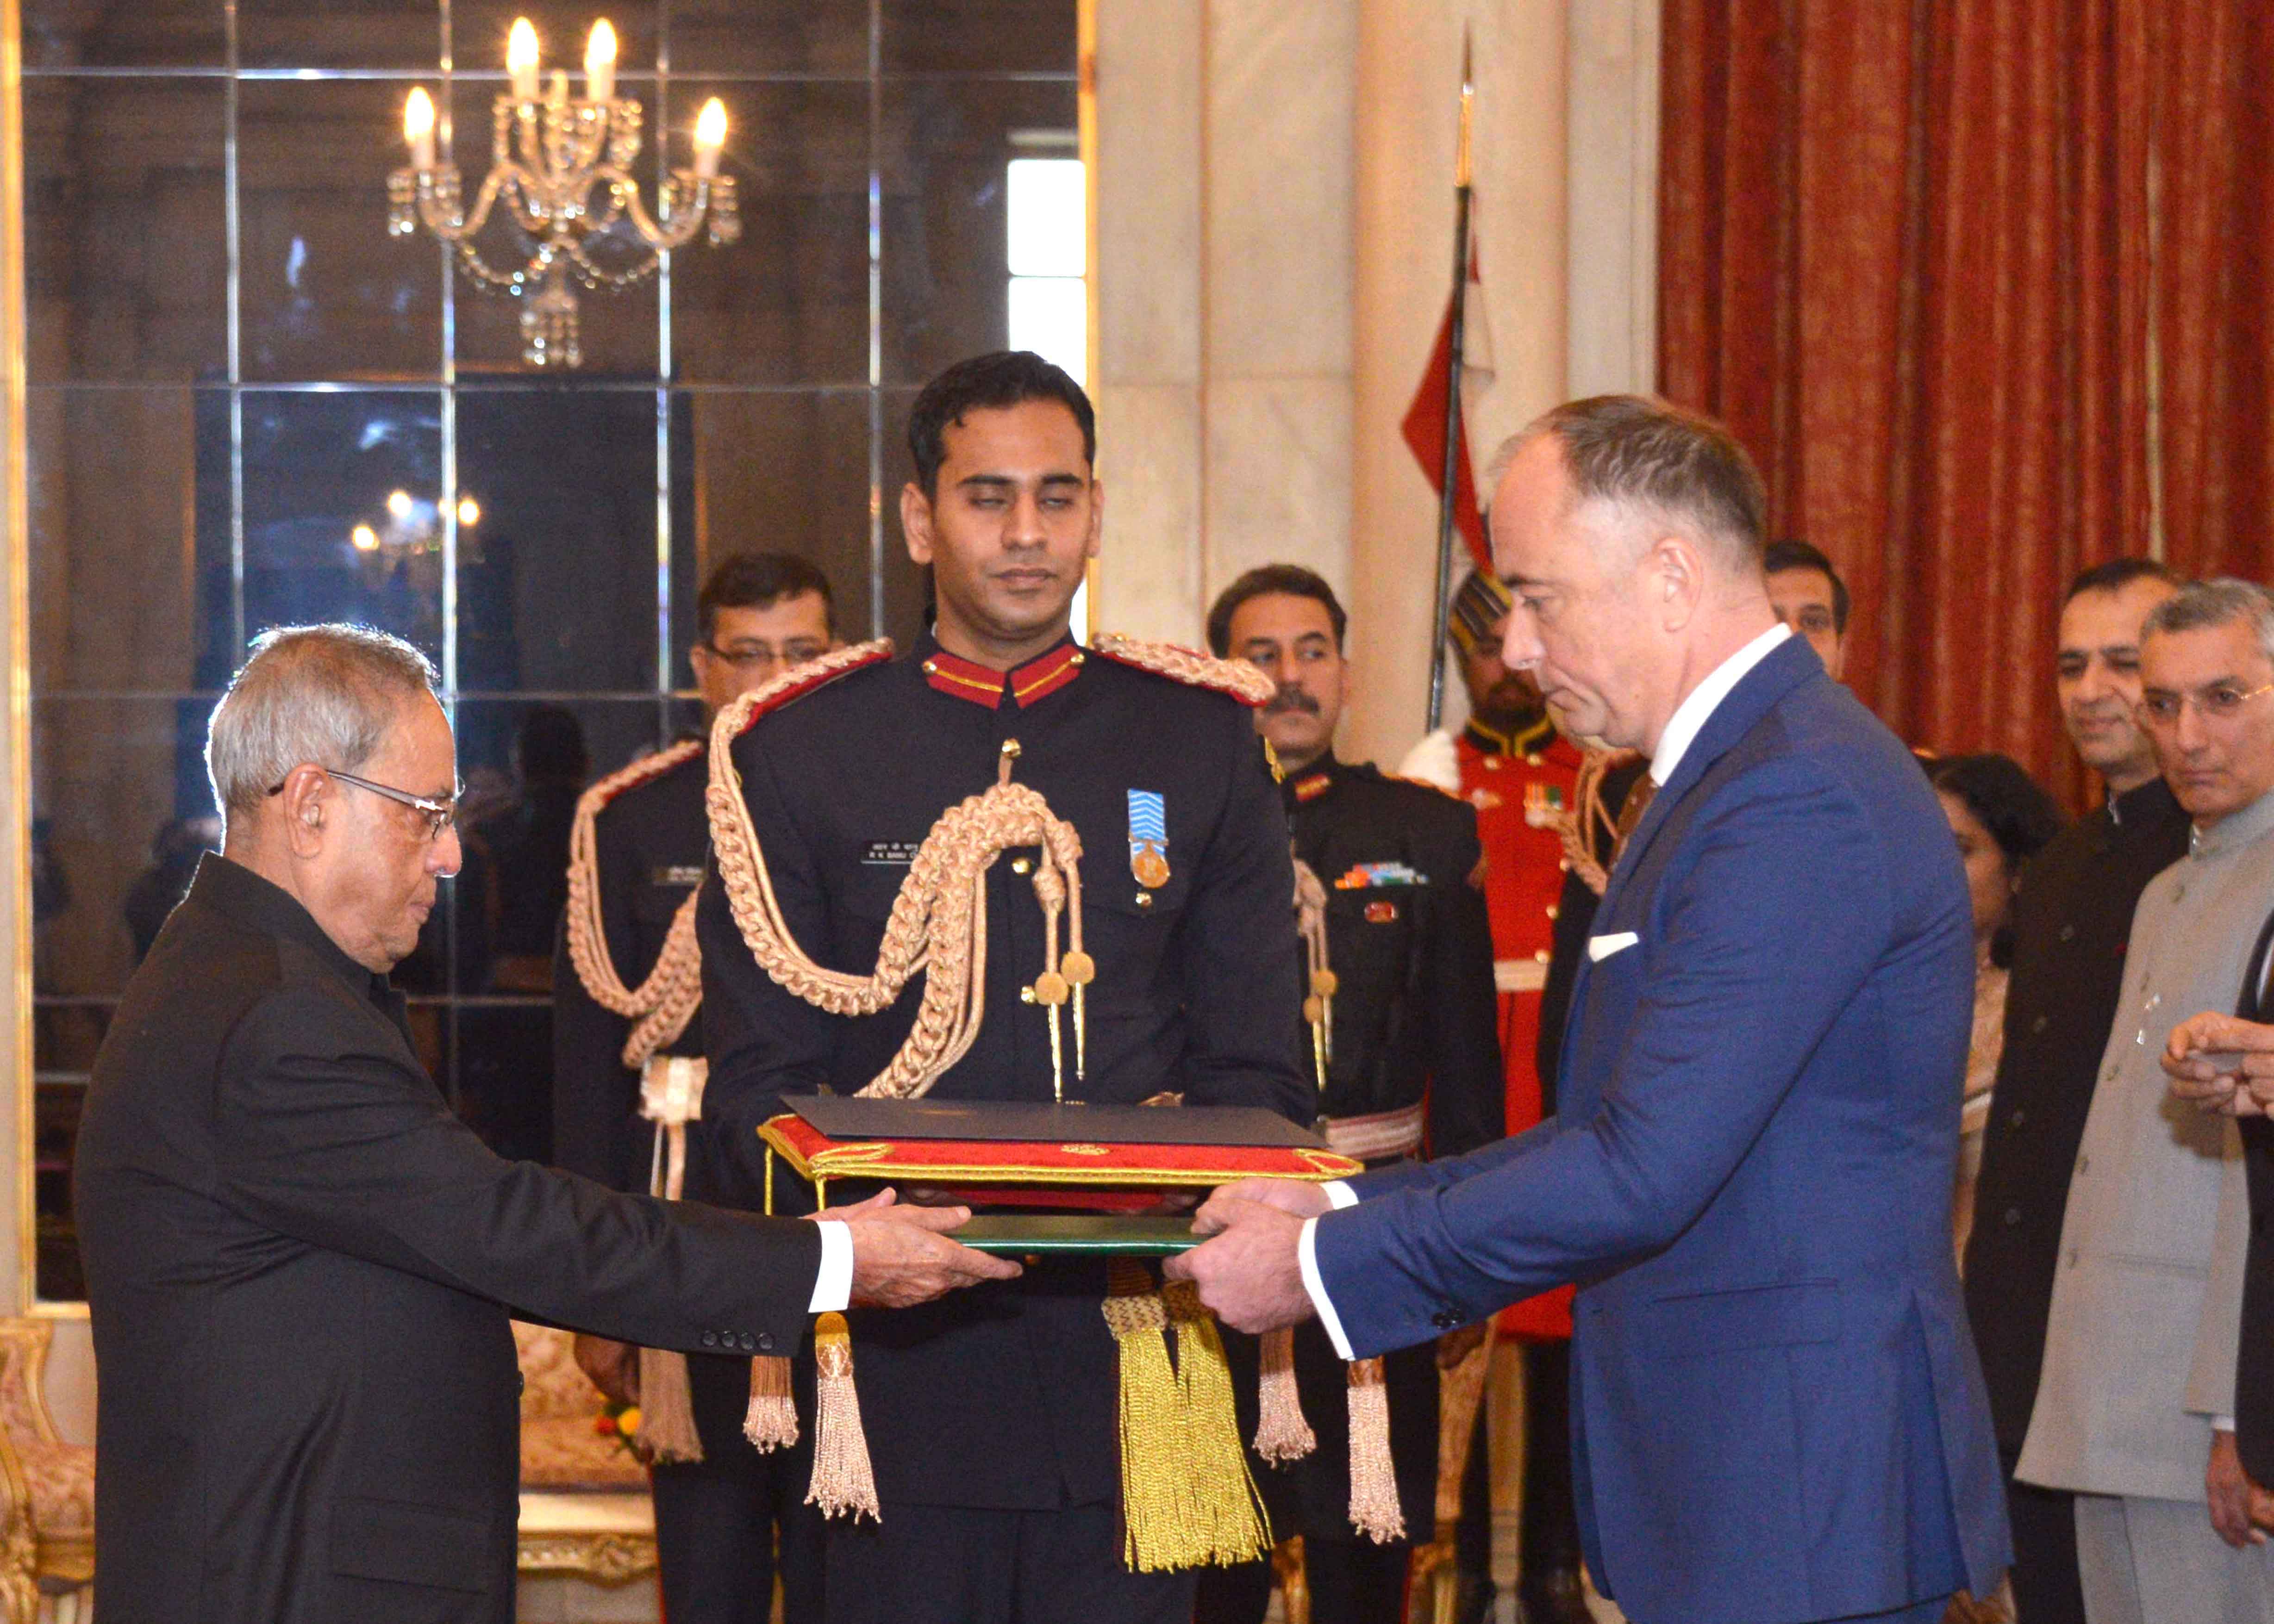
[1312,638,2010,1624]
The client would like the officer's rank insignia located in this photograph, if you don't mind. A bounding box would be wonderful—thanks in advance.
[1128,789,1170,888]
[1523,782,1567,829]
[1293,773,1331,803]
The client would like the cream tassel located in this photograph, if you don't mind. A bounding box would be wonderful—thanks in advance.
[635,1058,707,1463]
[1252,1325,1317,1463]
[636,1342,704,1463]
[805,1313,879,1520]
[1163,1280,1272,1564]
[1345,1357,1406,1543]
[743,1351,799,1450]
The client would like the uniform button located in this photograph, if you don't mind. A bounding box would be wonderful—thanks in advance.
[1483,757,1501,772]
[700,1331,720,1348]
[1021,986,1037,1004]
[758,1332,776,1353]
[1431,1309,1460,1329]
[1545,904,1559,920]
[1558,857,1570,871]
[2032,1015,2049,1034]
[1534,950,1550,963]
[1134,893,1153,909]
[1527,754,1543,767]
[2003,1206,2022,1226]
[2059,924,2077,942]
[2009,1108,2026,1129]
[739,1332,758,1352]
[1012,858,1033,875]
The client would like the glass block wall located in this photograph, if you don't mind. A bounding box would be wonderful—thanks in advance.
[19,0,1079,1300]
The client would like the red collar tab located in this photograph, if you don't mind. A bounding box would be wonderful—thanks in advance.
[923,643,1087,709]
[729,642,894,738]
[1292,772,1332,802]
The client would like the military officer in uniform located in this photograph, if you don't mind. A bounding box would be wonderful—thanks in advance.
[1196,564,1504,1624]
[696,351,1313,1624]
[1403,568,1598,1624]
[552,552,839,1624]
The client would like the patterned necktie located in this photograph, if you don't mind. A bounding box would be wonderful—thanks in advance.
[1609,775,1659,865]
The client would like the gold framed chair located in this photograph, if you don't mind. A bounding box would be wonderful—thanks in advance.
[0,1320,94,1624]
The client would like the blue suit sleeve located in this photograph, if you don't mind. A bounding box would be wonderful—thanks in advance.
[1314,758,1894,1356]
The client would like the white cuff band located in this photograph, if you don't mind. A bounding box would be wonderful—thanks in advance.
[1299,1214,1357,1361]
[808,1220,853,1315]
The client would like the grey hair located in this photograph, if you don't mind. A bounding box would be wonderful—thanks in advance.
[206,624,440,820]
[2141,578,2274,667]
[1486,394,1768,572]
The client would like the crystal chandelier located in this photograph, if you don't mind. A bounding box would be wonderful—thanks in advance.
[387,18,738,368]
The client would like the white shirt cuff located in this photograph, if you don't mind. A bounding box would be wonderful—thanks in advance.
[2215,1416,2237,1433]
[808,1220,854,1315]
[1299,1215,1357,1361]
[1322,1179,1360,1210]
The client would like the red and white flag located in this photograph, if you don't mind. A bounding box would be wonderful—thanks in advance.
[1399,244,1495,573]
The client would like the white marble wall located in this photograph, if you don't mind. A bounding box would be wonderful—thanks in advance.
[1092,0,1602,769]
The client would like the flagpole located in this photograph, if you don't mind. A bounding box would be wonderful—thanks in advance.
[1425,30,1475,733]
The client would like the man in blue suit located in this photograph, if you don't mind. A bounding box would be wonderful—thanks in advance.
[1168,395,2010,1624]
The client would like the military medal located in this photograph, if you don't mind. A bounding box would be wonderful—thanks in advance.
[1129,790,1170,889]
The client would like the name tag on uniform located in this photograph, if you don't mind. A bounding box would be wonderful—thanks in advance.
[861,840,921,866]
[650,865,704,888]
[1587,931,1639,962]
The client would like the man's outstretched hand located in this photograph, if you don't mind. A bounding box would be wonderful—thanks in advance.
[1163,1195,1318,1335]
[1190,1177,1334,1233]
[812,1189,1023,1308]
[2163,1012,2274,1117]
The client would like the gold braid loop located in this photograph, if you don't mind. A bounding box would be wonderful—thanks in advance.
[1557,747,1644,899]
[707,641,1091,1101]
[563,738,709,1070]
[1091,632,1276,708]
[1292,856,1335,1088]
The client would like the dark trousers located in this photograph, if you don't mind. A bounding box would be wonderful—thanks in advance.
[652,1350,825,1624]
[823,1501,1193,1624]
[1191,1538,1411,1624]
[2002,1442,2086,1624]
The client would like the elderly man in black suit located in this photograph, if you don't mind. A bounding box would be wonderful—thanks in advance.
[73,624,1016,1624]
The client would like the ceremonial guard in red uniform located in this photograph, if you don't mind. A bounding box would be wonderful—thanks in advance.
[552,554,839,1624]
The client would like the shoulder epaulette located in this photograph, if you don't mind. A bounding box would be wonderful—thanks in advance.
[712,639,895,750]
[575,738,704,829]
[1090,632,1275,708]
[1388,772,1467,803]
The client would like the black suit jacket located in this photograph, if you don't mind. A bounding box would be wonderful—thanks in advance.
[74,855,823,1624]
[2231,906,2274,1484]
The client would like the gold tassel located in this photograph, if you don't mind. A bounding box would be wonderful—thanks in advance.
[1103,1260,1199,1571]
[1345,1357,1406,1543]
[1252,1325,1317,1464]
[1162,1280,1272,1564]
[805,1313,879,1520]
[635,1344,705,1463]
[743,1353,798,1451]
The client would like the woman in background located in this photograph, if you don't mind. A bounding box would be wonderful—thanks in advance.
[1931,753,2067,1262]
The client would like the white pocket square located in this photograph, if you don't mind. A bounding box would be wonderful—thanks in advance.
[1588,931,1640,962]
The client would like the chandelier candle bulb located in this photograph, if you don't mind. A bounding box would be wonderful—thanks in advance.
[693,98,727,178]
[506,18,540,101]
[403,87,436,171]
[584,20,616,105]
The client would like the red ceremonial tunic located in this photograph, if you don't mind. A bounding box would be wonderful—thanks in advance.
[1458,716,1580,1341]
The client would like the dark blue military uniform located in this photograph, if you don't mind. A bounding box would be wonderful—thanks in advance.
[696,632,1313,1624]
[550,744,825,1624]
[1201,754,1505,1624]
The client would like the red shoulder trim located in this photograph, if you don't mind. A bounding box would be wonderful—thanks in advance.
[717,640,895,745]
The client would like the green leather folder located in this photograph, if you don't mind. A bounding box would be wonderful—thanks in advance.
[951,1213,1202,1256]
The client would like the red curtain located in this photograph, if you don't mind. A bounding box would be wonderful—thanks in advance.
[1659,0,2274,805]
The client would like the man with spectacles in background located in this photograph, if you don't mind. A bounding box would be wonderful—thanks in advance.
[2018,579,2274,1623]
[554,551,841,1624]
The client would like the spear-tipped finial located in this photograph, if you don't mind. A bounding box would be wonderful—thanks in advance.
[1456,25,1475,189]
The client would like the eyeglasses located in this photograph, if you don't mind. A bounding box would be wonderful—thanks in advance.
[267,767,462,841]
[2136,681,2274,728]
[699,641,827,672]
